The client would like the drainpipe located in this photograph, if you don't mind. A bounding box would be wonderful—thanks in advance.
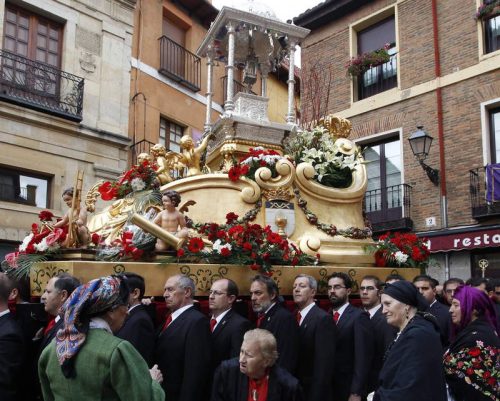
[431,0,449,278]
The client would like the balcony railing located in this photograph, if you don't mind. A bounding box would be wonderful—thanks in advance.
[0,50,84,121]
[485,15,500,54]
[221,76,256,103]
[357,54,397,101]
[364,183,413,233]
[0,183,33,205]
[470,166,500,219]
[159,36,201,92]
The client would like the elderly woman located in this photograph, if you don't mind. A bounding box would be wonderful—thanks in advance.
[211,329,303,401]
[38,275,164,401]
[373,280,446,401]
[444,285,499,401]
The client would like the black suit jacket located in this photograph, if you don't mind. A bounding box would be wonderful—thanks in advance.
[368,306,397,393]
[37,317,63,352]
[211,309,252,370]
[0,312,25,401]
[429,300,452,347]
[211,358,304,401]
[332,304,374,401]
[297,304,336,401]
[259,303,299,374]
[116,304,155,365]
[154,306,212,401]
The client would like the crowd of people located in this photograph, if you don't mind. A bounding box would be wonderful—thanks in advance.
[0,270,498,401]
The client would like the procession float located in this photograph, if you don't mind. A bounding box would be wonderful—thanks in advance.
[2,6,426,297]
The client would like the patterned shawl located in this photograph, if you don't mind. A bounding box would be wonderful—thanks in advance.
[55,275,126,378]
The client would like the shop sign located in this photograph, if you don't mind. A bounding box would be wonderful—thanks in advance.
[426,228,500,252]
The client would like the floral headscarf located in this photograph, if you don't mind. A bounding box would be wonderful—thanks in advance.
[55,275,127,378]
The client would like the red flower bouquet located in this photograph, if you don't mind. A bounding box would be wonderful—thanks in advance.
[178,212,317,274]
[227,147,284,182]
[98,160,160,201]
[369,231,430,268]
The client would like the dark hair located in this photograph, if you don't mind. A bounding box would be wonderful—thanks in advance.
[384,273,405,283]
[0,273,13,304]
[413,274,437,289]
[251,275,279,298]
[226,278,239,298]
[453,285,499,335]
[54,274,81,297]
[465,277,488,288]
[121,272,146,300]
[162,190,181,207]
[6,275,31,302]
[361,275,383,290]
[443,277,464,290]
[62,187,74,197]
[327,272,353,289]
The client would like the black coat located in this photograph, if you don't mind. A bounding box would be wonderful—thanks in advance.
[116,304,155,366]
[444,318,500,401]
[429,300,452,347]
[211,309,252,370]
[374,314,447,401]
[211,358,304,401]
[0,312,25,401]
[368,306,397,393]
[154,306,212,401]
[332,304,374,401]
[259,303,299,374]
[296,304,336,401]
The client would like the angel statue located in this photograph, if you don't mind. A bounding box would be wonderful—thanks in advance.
[180,133,215,176]
[150,144,185,185]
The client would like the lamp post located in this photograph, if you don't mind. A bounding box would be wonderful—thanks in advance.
[408,126,440,186]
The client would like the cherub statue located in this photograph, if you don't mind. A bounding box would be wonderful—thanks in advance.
[180,133,214,176]
[219,143,237,173]
[153,190,189,251]
[150,144,186,184]
[137,152,153,164]
[53,187,90,248]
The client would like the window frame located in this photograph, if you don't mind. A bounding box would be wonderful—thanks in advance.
[159,116,184,153]
[0,166,51,208]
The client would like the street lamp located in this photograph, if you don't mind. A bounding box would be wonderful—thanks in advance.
[408,126,440,186]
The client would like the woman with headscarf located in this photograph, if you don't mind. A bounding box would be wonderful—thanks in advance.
[373,280,446,401]
[38,275,165,401]
[443,285,499,401]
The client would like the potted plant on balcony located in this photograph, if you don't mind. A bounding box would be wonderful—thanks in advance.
[475,0,500,20]
[346,43,392,77]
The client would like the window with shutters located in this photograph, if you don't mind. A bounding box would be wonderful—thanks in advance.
[159,117,184,153]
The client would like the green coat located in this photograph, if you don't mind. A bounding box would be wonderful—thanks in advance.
[39,328,165,401]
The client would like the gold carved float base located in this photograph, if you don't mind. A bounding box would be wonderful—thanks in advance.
[30,261,419,297]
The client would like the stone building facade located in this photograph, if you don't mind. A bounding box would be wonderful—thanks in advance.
[295,0,500,281]
[0,0,135,257]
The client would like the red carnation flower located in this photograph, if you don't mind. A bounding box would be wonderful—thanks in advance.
[243,242,252,251]
[226,212,239,224]
[250,263,260,271]
[228,166,241,182]
[38,210,54,222]
[488,377,496,386]
[267,232,282,244]
[240,165,250,175]
[91,233,101,245]
[220,247,231,257]
[187,237,204,253]
[482,371,491,379]
[292,256,299,266]
[468,347,481,357]
[259,160,267,167]
[177,248,185,258]
[98,181,118,201]
[466,368,474,376]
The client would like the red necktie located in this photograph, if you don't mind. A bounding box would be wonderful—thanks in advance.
[296,311,302,325]
[256,313,265,328]
[44,318,56,336]
[210,318,217,332]
[333,311,340,324]
[162,314,172,331]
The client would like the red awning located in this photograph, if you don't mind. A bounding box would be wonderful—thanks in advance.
[426,228,500,253]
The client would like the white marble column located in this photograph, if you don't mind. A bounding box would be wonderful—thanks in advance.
[204,45,214,132]
[286,41,297,124]
[225,23,236,113]
[260,64,270,97]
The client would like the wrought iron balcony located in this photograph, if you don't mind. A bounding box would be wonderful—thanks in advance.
[159,36,201,92]
[221,76,256,103]
[484,15,500,54]
[0,182,32,204]
[0,50,84,121]
[357,54,397,101]
[470,166,500,219]
[364,183,413,234]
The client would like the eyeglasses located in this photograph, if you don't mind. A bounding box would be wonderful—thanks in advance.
[327,285,346,291]
[208,290,227,297]
[359,286,377,292]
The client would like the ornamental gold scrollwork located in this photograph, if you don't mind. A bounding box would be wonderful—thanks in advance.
[179,265,229,293]
[318,115,352,139]
[85,180,105,213]
[32,265,69,293]
[255,159,295,196]
[317,268,329,295]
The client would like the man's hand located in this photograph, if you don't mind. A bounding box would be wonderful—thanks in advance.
[150,364,163,383]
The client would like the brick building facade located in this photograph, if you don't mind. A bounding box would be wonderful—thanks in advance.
[295,0,500,281]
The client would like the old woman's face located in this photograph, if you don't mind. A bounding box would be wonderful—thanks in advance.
[449,298,462,326]
[381,293,408,330]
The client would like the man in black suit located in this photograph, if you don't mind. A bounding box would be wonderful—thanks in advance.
[328,272,373,401]
[250,274,299,374]
[154,274,211,401]
[293,274,335,401]
[413,274,451,346]
[359,275,396,394]
[0,272,25,401]
[211,329,304,401]
[116,272,155,365]
[209,278,252,370]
